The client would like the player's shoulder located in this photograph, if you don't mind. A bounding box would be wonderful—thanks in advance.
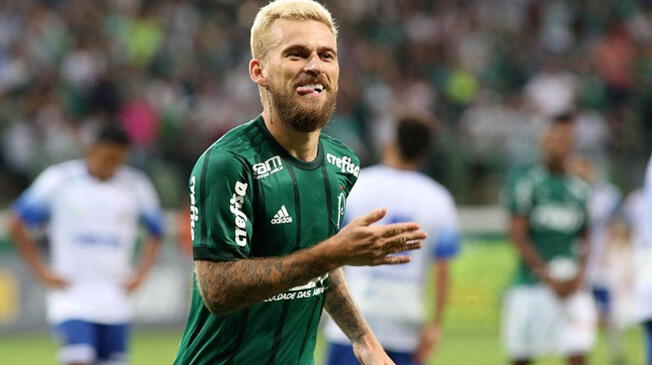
[37,159,86,182]
[361,165,453,202]
[192,118,265,172]
[407,170,454,206]
[567,175,591,200]
[115,165,153,185]
[320,132,360,164]
[426,176,455,203]
[509,164,545,187]
[211,117,267,157]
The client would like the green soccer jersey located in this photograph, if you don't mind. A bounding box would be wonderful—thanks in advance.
[174,115,359,365]
[505,165,590,285]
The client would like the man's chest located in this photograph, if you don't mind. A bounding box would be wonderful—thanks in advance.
[52,180,138,223]
[249,161,349,255]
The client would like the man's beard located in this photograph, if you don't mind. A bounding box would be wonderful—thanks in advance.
[268,83,336,133]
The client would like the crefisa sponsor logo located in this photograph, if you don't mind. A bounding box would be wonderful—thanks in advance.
[253,155,283,180]
[326,153,360,177]
[229,181,249,247]
[189,176,199,241]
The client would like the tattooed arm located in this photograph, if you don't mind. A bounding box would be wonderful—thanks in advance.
[196,248,334,315]
[324,269,393,365]
[196,208,426,316]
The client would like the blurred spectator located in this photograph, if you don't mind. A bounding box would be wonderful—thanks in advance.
[0,0,650,206]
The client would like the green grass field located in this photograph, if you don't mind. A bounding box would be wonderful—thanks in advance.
[0,240,645,364]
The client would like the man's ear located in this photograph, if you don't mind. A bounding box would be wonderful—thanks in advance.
[249,59,268,88]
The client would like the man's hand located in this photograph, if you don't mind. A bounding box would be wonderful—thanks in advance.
[122,273,145,293]
[352,336,396,365]
[323,208,427,267]
[413,323,442,363]
[36,267,69,289]
[542,273,583,298]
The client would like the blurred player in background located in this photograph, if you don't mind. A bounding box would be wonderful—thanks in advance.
[629,154,652,365]
[324,115,460,365]
[173,1,426,364]
[569,155,624,363]
[503,113,596,365]
[7,125,163,365]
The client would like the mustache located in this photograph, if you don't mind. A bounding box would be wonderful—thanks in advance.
[294,74,331,90]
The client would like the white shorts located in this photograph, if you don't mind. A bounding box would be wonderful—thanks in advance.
[502,285,597,360]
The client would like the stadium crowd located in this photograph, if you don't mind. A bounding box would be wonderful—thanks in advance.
[1,0,652,206]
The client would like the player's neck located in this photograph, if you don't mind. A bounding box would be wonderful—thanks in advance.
[543,159,566,175]
[262,110,320,162]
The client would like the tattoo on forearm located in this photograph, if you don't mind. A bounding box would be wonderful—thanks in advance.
[324,269,370,343]
[195,250,330,315]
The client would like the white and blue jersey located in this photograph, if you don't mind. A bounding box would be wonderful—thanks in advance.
[586,181,621,288]
[325,165,460,352]
[12,159,163,325]
[628,156,652,323]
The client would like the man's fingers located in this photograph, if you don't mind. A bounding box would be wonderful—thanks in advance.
[376,254,412,265]
[380,222,421,238]
[356,208,387,226]
[384,231,428,248]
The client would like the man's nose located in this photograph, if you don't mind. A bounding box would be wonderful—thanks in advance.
[302,53,323,76]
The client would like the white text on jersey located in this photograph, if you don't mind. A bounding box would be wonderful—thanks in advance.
[189,176,198,241]
[253,155,283,180]
[230,181,249,246]
[326,153,360,177]
[271,205,293,224]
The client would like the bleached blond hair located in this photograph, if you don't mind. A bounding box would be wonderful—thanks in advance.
[250,0,337,60]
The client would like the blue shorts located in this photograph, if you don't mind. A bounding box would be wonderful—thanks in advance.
[592,286,611,316]
[325,342,419,365]
[52,319,129,364]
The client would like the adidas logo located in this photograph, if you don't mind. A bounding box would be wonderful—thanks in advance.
[271,205,293,224]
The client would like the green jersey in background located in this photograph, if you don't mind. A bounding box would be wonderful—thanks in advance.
[505,165,590,285]
[174,115,359,365]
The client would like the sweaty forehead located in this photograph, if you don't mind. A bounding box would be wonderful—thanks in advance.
[267,19,337,54]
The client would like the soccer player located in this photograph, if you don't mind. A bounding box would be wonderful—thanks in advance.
[634,154,652,365]
[8,125,163,365]
[324,116,460,365]
[502,113,596,365]
[568,155,623,362]
[173,1,426,364]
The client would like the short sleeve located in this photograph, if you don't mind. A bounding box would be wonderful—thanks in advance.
[133,173,164,238]
[340,172,361,228]
[432,192,461,260]
[190,150,254,262]
[506,176,534,216]
[12,167,62,227]
[342,154,360,197]
[336,152,359,229]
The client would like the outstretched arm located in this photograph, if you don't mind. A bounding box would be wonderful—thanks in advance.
[196,245,335,315]
[196,208,426,316]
